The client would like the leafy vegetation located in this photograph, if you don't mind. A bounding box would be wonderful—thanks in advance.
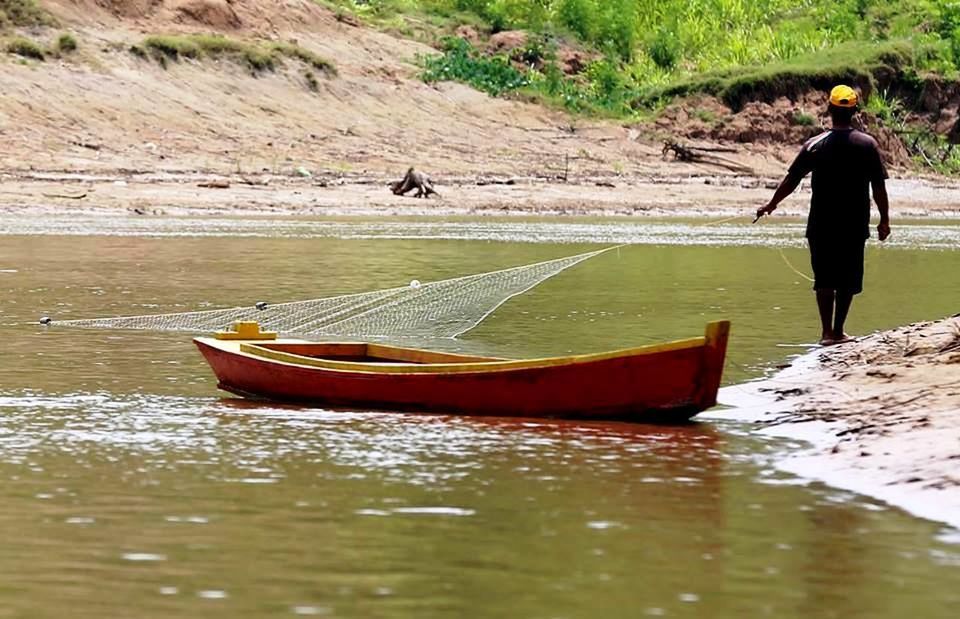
[133,34,337,77]
[420,36,529,96]
[54,32,77,55]
[319,0,960,173]
[326,1,960,111]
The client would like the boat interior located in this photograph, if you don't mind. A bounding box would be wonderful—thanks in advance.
[251,342,504,365]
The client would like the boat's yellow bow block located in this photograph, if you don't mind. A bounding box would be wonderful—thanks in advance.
[214,321,278,341]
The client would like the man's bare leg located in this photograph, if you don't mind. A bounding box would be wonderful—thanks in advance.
[832,291,855,343]
[816,289,835,345]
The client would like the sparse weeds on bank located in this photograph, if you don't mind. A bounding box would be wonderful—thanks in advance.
[3,30,80,61]
[865,88,908,128]
[269,41,337,75]
[304,69,320,91]
[54,32,77,55]
[133,34,337,79]
[5,35,42,59]
[0,0,55,29]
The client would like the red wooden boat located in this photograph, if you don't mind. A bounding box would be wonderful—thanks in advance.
[194,320,730,422]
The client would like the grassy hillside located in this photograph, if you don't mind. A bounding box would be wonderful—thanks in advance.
[325,0,957,112]
[322,0,960,171]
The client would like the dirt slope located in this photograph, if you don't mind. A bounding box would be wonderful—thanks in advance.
[0,0,796,182]
[3,0,959,219]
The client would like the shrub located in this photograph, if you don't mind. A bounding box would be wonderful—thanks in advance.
[792,111,815,126]
[864,88,906,127]
[243,46,276,72]
[143,35,202,60]
[554,0,597,41]
[483,0,548,33]
[0,0,55,29]
[694,108,717,123]
[304,69,320,91]
[648,27,679,69]
[6,36,43,59]
[585,57,626,101]
[55,32,77,54]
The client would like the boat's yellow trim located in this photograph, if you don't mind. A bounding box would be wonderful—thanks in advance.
[214,321,277,341]
[225,336,707,375]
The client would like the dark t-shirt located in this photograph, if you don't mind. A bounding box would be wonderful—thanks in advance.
[787,129,888,240]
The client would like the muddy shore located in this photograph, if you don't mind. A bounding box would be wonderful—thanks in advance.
[714,316,960,531]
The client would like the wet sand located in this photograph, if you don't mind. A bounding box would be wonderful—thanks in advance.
[715,316,960,530]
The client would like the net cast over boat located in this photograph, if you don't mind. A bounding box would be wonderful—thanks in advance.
[47,247,616,340]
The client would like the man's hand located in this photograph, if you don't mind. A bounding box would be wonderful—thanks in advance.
[754,203,776,222]
[877,219,891,241]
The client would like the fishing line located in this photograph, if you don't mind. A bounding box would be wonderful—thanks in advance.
[699,214,744,227]
[776,247,814,283]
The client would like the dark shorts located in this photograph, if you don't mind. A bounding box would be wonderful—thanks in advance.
[808,237,866,294]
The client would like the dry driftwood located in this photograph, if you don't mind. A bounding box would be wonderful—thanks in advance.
[662,141,754,174]
[41,191,88,199]
[391,167,439,198]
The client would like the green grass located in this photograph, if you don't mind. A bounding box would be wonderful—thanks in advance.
[693,108,717,123]
[324,1,960,116]
[420,36,528,96]
[135,34,337,77]
[634,39,939,110]
[54,32,77,55]
[864,87,908,127]
[304,69,320,91]
[270,41,338,75]
[0,0,55,29]
[5,35,43,59]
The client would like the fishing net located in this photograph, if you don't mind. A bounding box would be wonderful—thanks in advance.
[50,247,613,339]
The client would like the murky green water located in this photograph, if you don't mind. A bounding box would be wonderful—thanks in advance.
[1,217,959,617]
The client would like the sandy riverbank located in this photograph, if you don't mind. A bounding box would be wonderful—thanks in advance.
[3,171,960,219]
[713,315,960,531]
[4,2,960,221]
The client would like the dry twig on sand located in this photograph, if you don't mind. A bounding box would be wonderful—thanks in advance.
[41,191,88,199]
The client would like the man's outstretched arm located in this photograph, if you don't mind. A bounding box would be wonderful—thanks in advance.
[756,172,803,220]
[872,178,890,240]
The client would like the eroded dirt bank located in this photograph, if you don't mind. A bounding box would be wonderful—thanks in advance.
[719,316,960,530]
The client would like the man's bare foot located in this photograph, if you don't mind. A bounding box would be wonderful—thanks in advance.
[820,332,854,346]
[819,332,834,346]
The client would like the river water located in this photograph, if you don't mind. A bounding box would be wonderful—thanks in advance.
[1,215,959,618]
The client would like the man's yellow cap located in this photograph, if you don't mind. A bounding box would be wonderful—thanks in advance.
[829,85,858,108]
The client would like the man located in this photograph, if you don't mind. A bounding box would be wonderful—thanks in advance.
[756,84,891,346]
